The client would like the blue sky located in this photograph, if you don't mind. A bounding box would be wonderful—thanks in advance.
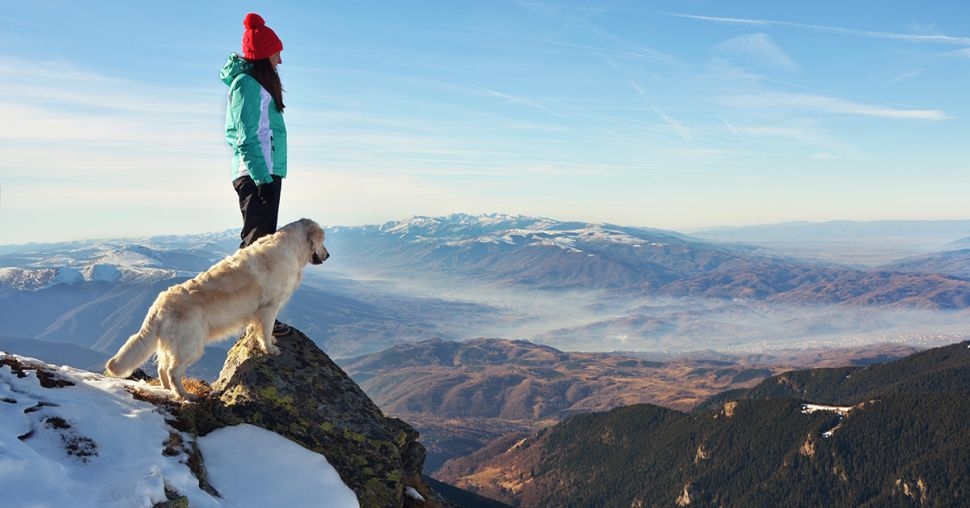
[1,1,968,244]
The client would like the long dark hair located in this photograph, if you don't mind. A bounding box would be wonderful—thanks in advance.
[247,58,285,112]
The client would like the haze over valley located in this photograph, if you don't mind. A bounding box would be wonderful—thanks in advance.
[3,214,970,366]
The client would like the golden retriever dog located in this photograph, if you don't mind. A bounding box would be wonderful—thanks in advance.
[105,218,329,400]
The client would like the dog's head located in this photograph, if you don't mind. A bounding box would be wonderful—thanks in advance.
[296,218,330,265]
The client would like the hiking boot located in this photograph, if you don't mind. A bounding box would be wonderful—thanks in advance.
[272,320,292,337]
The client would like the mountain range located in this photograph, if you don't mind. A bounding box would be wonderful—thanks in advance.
[328,214,970,306]
[883,249,970,280]
[3,214,969,363]
[690,219,970,265]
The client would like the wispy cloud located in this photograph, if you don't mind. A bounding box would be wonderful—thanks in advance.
[722,120,749,144]
[657,111,693,140]
[0,58,214,117]
[721,92,949,120]
[952,48,970,58]
[473,86,571,119]
[463,25,677,64]
[888,70,923,84]
[517,3,679,63]
[731,125,826,145]
[669,13,970,45]
[0,57,220,150]
[716,33,799,71]
[628,79,648,98]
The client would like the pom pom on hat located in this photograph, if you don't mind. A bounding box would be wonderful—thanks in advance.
[244,13,266,29]
[241,12,283,61]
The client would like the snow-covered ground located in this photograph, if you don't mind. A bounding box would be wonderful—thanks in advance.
[801,403,854,416]
[0,352,359,508]
[801,403,858,438]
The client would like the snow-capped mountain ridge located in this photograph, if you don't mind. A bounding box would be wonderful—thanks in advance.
[375,213,683,252]
[0,233,240,290]
[0,265,176,290]
[378,213,543,240]
[2,214,688,282]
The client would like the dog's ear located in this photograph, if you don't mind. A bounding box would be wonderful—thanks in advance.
[304,220,323,248]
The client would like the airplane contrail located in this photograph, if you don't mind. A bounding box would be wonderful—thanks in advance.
[723,119,748,144]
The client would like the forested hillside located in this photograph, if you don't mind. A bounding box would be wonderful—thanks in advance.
[437,341,970,507]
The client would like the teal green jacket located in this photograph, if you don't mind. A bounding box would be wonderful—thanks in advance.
[220,54,287,185]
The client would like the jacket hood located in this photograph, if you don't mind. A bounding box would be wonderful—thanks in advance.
[220,53,252,86]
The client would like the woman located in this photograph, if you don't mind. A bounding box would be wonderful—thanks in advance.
[221,12,287,249]
[220,12,291,335]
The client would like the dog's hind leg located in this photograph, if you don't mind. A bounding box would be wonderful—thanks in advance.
[157,351,174,391]
[168,338,204,401]
[168,363,195,401]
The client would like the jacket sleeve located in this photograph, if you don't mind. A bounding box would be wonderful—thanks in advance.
[227,76,273,186]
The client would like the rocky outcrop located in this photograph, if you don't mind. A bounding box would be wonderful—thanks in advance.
[176,328,439,508]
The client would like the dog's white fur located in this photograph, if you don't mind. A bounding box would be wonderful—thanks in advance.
[105,218,329,400]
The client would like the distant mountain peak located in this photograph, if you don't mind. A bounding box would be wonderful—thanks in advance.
[374,213,681,250]
[379,212,545,239]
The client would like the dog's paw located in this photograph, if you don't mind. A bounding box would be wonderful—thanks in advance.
[264,344,281,356]
[174,392,198,403]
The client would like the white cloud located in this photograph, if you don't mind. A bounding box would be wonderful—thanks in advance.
[905,21,939,35]
[0,58,216,116]
[628,79,648,98]
[737,125,822,143]
[721,92,949,120]
[474,86,571,119]
[0,57,221,148]
[657,111,693,140]
[716,33,799,71]
[888,70,923,84]
[722,119,749,144]
[669,13,970,45]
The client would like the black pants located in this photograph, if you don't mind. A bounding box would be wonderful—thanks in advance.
[233,175,282,248]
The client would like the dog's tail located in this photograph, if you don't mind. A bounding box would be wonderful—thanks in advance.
[104,312,159,378]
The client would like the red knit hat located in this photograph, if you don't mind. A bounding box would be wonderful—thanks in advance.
[241,13,283,60]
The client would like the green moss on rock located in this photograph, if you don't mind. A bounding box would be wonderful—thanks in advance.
[201,328,432,508]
